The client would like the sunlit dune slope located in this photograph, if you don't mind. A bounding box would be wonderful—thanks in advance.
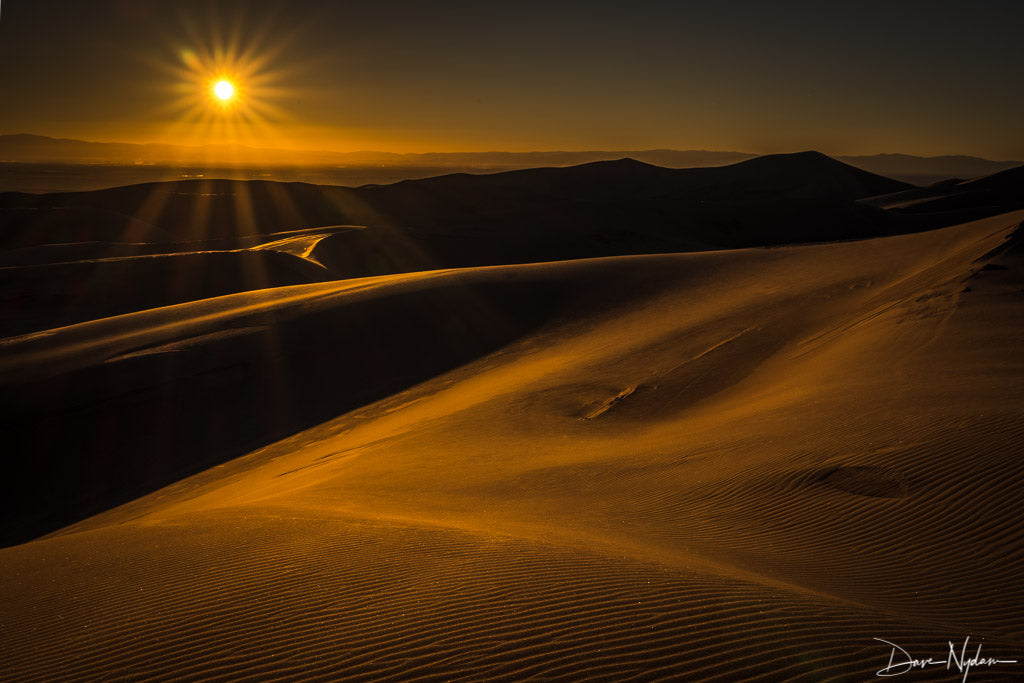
[2,210,1023,680]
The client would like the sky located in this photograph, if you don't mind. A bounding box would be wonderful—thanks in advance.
[1,0,1023,158]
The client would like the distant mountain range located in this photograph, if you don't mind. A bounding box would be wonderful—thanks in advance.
[0,134,753,169]
[1,134,1021,186]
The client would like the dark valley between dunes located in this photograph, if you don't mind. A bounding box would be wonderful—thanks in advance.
[2,151,1024,681]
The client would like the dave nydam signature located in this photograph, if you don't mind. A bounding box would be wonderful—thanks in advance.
[874,637,1019,681]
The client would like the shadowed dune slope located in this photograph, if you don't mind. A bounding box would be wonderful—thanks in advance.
[2,210,1023,679]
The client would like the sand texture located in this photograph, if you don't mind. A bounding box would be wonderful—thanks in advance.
[3,199,1023,679]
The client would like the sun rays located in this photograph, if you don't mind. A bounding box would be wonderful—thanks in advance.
[165,43,280,151]
[151,6,308,155]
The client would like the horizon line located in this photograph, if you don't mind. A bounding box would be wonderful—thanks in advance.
[3,133,1023,163]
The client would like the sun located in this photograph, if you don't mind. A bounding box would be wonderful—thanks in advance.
[162,22,296,147]
[213,80,235,101]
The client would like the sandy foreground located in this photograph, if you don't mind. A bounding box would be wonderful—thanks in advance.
[2,210,1023,680]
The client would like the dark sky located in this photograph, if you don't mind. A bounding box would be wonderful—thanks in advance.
[1,0,1022,157]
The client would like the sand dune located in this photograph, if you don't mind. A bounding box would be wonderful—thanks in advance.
[2,206,1022,679]
[0,248,336,337]
[0,226,365,338]
[871,164,1024,227]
